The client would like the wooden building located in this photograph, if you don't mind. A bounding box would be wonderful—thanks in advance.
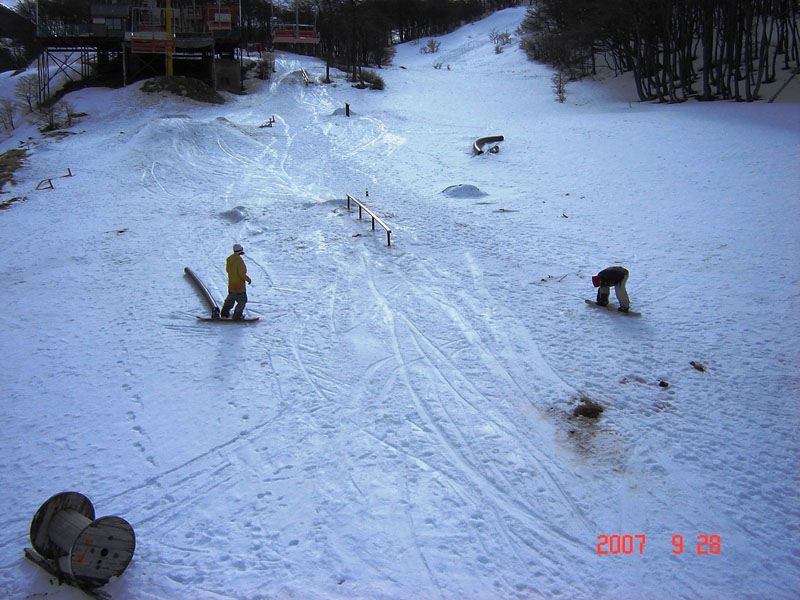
[36,0,243,104]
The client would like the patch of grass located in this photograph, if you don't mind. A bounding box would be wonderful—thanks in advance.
[0,196,26,210]
[141,76,226,104]
[357,70,385,91]
[420,39,441,54]
[0,148,28,192]
[41,130,79,140]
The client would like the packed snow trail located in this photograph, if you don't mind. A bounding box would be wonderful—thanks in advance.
[0,7,798,600]
[2,54,600,599]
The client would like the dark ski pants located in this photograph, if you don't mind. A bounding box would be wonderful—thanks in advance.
[597,273,630,310]
[221,290,247,318]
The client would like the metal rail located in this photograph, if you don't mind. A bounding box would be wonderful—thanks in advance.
[473,135,504,154]
[346,194,392,246]
[184,267,220,317]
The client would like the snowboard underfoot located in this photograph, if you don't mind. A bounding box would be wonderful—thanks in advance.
[197,316,260,323]
[585,299,641,317]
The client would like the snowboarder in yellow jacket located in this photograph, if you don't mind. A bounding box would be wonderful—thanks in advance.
[221,243,252,320]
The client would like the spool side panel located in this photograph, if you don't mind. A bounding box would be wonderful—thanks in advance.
[70,516,136,585]
[30,492,95,559]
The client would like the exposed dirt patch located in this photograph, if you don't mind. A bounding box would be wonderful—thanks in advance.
[573,397,604,419]
[141,76,226,105]
[0,196,26,210]
[0,148,28,193]
[42,130,80,141]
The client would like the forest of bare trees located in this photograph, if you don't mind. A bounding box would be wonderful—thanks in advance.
[275,0,522,71]
[519,0,800,102]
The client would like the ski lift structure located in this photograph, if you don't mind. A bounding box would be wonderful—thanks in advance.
[35,0,244,102]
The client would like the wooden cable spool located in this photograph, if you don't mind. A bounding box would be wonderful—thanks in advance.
[28,492,136,589]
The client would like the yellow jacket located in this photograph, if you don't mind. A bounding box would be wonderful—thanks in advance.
[226,253,251,292]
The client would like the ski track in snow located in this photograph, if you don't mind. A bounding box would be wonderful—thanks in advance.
[1,7,799,600]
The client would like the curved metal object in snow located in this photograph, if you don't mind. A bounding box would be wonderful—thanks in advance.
[473,135,504,155]
[184,266,220,318]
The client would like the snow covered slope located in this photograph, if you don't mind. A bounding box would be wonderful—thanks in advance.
[1,7,798,599]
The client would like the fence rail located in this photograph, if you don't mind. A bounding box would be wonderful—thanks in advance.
[346,194,392,246]
[36,168,73,190]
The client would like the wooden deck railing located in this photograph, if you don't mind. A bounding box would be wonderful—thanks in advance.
[346,194,392,246]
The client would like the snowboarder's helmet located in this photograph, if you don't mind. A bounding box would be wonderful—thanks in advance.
[591,275,601,287]
[233,244,244,254]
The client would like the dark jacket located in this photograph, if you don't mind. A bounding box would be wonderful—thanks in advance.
[597,266,628,286]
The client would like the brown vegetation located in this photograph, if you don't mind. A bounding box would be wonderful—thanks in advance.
[0,148,27,192]
[140,76,226,104]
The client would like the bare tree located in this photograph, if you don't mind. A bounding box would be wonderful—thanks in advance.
[14,74,37,112]
[0,99,16,132]
[552,70,567,102]
[13,0,37,22]
[521,0,800,103]
[62,100,77,127]
[420,39,441,54]
[38,101,61,131]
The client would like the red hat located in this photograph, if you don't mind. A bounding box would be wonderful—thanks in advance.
[591,275,601,287]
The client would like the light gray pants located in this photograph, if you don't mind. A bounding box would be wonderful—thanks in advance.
[597,273,630,310]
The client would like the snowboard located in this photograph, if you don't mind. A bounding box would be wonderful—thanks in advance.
[585,299,641,317]
[197,316,260,323]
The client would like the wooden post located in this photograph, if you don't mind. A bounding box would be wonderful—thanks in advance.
[165,0,173,76]
[211,43,217,91]
[122,41,127,87]
[345,103,350,117]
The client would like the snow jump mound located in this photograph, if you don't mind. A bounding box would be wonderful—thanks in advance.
[219,206,248,223]
[441,184,487,198]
